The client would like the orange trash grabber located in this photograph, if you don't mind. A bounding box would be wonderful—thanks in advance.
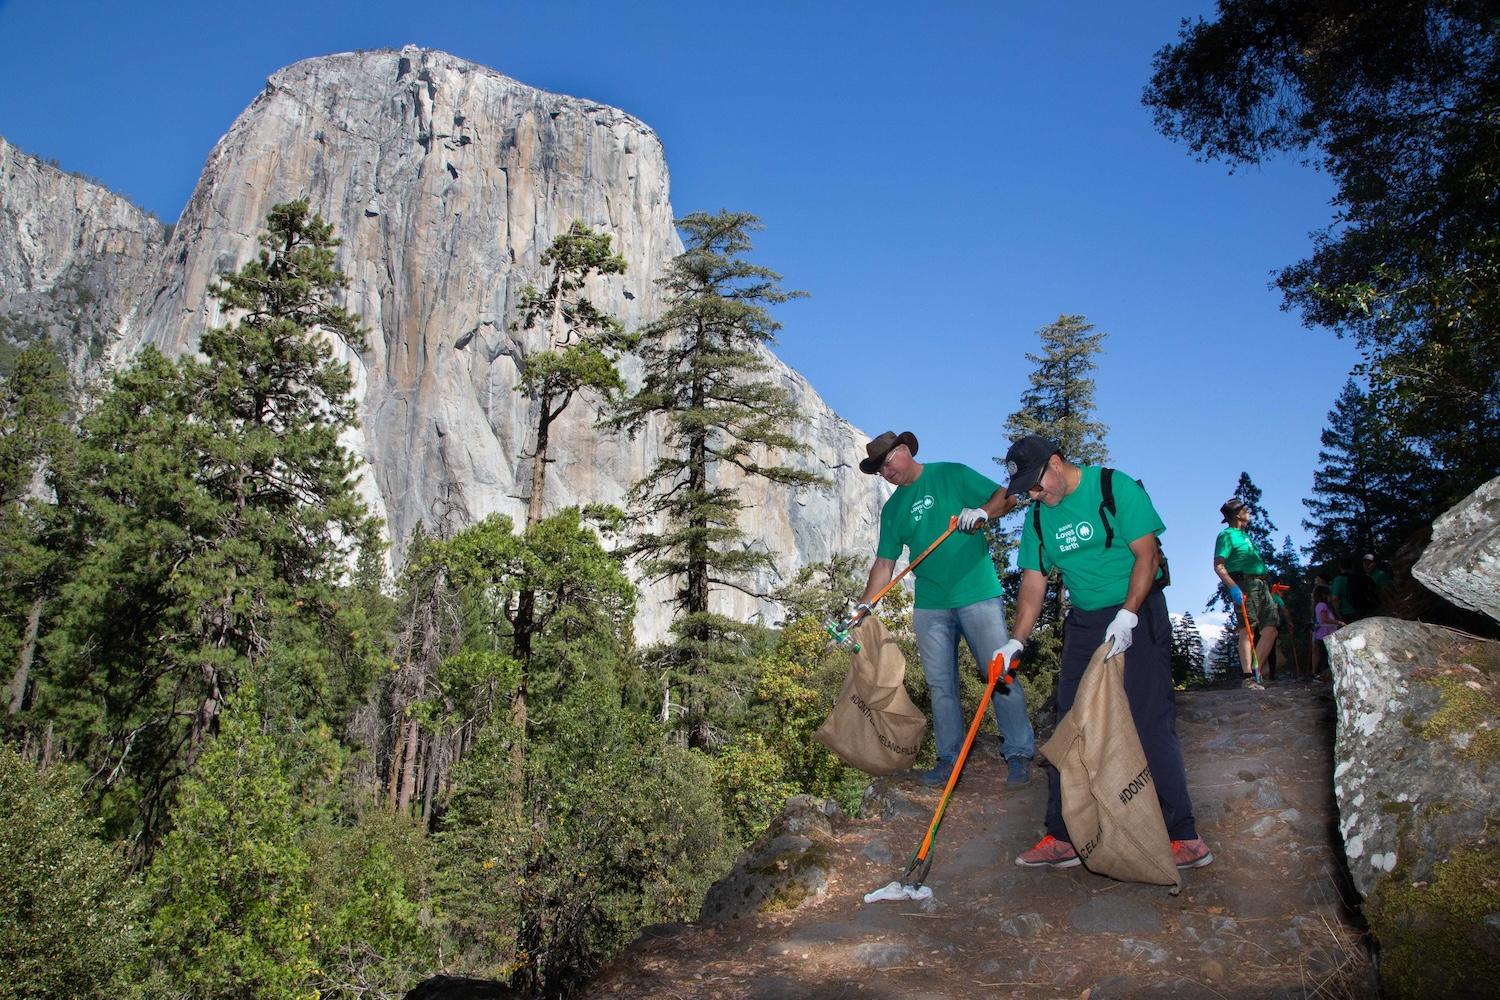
[826,515,958,653]
[897,646,1022,890]
[1238,595,1263,686]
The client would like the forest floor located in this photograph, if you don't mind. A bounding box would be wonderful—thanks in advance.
[584,680,1381,999]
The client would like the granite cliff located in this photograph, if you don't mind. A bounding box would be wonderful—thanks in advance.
[0,48,884,640]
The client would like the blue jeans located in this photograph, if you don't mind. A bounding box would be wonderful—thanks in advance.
[914,597,1035,766]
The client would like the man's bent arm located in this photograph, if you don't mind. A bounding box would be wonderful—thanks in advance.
[981,487,1020,521]
[1011,568,1048,642]
[1122,534,1161,614]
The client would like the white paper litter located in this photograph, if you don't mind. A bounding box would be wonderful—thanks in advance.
[862,879,934,903]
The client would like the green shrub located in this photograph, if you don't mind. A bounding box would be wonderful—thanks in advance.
[0,745,143,1000]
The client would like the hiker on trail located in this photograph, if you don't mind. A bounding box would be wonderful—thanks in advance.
[856,430,1036,788]
[1001,434,1212,871]
[1331,554,1380,622]
[1213,498,1276,690]
[1310,583,1345,681]
[1364,553,1391,611]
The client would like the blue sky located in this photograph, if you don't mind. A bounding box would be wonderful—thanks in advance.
[0,0,1361,632]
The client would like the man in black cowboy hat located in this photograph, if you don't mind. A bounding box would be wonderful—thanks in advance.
[856,430,1035,787]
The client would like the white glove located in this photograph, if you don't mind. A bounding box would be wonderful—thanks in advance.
[1104,608,1138,658]
[991,638,1024,687]
[957,507,988,533]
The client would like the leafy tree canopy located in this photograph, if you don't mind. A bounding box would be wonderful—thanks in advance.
[1145,1,1500,499]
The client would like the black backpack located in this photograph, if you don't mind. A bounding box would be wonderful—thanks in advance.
[1032,468,1170,587]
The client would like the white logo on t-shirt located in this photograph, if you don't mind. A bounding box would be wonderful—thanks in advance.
[910,495,935,522]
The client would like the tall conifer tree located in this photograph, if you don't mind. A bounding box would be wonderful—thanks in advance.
[608,211,824,749]
[997,313,1111,694]
[41,200,380,850]
[1301,379,1427,567]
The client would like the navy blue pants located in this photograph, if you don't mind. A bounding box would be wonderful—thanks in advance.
[1044,588,1199,842]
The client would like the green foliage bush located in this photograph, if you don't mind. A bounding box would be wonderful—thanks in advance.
[139,691,319,1000]
[0,746,142,1000]
[437,700,734,998]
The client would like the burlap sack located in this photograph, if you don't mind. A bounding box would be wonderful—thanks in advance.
[1040,642,1180,888]
[813,616,926,775]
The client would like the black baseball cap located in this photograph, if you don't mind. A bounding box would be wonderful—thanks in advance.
[1004,434,1061,496]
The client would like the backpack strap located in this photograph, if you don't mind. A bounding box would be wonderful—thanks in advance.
[1033,501,1049,573]
[1098,467,1117,548]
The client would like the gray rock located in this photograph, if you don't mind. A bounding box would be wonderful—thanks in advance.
[699,796,840,921]
[1413,475,1500,623]
[1066,896,1161,935]
[7,49,886,643]
[1328,618,1500,896]
[850,942,911,968]
[1118,938,1171,964]
[0,137,166,379]
[1251,779,1285,810]
[1247,815,1280,837]
[996,912,1045,939]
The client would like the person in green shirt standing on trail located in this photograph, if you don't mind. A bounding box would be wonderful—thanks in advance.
[1002,434,1211,871]
[1213,498,1276,689]
[856,431,1036,788]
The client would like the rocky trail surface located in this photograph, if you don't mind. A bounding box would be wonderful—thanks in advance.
[586,682,1378,999]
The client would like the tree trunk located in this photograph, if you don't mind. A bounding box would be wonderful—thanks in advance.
[396,717,420,814]
[3,597,41,713]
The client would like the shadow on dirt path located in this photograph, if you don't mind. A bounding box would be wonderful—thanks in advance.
[586,682,1379,999]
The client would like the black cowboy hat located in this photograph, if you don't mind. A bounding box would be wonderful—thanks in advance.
[860,430,919,474]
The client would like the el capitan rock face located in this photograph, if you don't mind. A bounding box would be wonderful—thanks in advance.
[3,48,884,639]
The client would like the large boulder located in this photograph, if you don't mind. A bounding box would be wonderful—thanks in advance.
[1413,474,1500,624]
[698,795,843,922]
[1328,617,1500,997]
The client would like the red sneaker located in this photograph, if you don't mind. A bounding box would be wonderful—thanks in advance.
[1015,834,1081,868]
[1172,837,1214,869]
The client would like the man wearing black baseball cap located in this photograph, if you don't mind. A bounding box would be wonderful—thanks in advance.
[855,430,1035,787]
[1001,435,1211,871]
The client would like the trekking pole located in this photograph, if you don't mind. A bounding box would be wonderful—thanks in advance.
[899,646,1021,889]
[1238,595,1263,686]
[826,516,959,653]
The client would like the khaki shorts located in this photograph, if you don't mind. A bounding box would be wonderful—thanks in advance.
[1232,575,1279,634]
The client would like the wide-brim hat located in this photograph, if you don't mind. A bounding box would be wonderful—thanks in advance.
[1220,498,1247,523]
[860,430,919,474]
[1003,434,1061,496]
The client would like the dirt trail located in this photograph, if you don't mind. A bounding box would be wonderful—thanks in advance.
[587,683,1378,999]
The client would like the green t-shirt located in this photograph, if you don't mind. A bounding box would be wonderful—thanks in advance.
[1017,465,1166,612]
[876,462,1002,610]
[1214,526,1267,575]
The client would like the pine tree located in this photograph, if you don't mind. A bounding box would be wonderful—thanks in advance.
[500,223,627,767]
[998,313,1112,703]
[608,211,825,749]
[1001,313,1109,466]
[1301,379,1427,568]
[39,200,381,851]
[1170,612,1206,688]
[513,221,628,527]
[1207,626,1239,683]
[140,689,318,1000]
[0,345,71,714]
